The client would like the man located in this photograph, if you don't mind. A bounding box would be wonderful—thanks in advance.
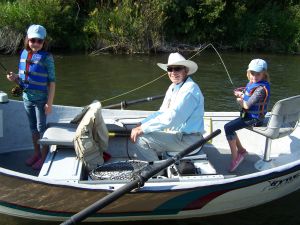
[130,52,205,161]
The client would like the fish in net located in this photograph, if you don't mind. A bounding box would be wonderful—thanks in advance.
[89,160,149,180]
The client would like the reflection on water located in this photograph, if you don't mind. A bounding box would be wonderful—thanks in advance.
[0,51,299,225]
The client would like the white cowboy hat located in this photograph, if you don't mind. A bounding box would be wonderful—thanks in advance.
[157,52,198,75]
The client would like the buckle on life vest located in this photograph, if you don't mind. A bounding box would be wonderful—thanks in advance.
[26,59,33,64]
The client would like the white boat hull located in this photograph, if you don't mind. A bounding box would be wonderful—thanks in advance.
[0,100,299,222]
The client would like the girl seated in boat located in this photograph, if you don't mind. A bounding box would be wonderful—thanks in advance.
[224,59,270,172]
[6,25,56,170]
[130,52,205,161]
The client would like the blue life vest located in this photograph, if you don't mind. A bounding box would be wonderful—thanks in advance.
[18,50,49,92]
[243,80,270,119]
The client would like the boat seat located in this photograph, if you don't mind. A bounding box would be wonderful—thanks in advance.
[39,123,77,146]
[39,101,108,148]
[247,95,300,170]
[39,122,127,147]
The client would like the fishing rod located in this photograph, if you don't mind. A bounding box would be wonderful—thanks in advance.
[103,94,165,109]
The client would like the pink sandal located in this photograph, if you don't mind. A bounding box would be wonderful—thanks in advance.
[26,154,41,166]
[229,150,247,172]
[32,158,44,170]
[238,150,248,158]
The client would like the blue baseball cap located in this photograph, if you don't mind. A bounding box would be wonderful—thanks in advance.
[247,59,267,72]
[27,25,47,39]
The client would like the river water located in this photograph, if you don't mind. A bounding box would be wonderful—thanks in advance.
[0,50,300,224]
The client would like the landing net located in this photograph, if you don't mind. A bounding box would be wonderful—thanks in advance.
[89,160,149,180]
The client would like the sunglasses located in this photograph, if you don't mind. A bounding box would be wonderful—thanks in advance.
[167,66,185,72]
[29,38,44,44]
[249,71,261,76]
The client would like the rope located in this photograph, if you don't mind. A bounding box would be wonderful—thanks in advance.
[100,43,234,103]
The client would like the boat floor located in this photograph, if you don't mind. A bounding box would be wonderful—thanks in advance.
[0,149,40,176]
[0,145,260,179]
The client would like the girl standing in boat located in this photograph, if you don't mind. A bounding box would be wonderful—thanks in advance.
[6,24,56,170]
[224,59,270,172]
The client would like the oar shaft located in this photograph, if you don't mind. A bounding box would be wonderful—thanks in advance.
[60,129,221,225]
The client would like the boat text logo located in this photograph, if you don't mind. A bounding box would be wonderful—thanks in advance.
[263,172,300,191]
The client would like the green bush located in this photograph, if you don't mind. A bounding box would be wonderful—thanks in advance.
[0,0,299,54]
[84,0,168,53]
[0,0,84,53]
[163,0,226,44]
[222,1,300,52]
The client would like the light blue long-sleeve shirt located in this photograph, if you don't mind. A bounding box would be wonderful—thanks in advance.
[141,77,204,134]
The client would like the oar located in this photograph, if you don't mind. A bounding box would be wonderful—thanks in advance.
[60,129,221,225]
[103,94,164,109]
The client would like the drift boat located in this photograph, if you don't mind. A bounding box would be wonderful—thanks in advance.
[0,95,300,223]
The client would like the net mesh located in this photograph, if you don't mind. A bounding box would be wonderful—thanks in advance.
[89,160,149,180]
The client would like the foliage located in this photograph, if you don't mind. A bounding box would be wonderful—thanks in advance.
[84,0,168,53]
[163,0,226,44]
[0,0,84,53]
[223,1,300,52]
[0,0,300,54]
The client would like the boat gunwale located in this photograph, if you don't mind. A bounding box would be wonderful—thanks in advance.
[0,156,300,192]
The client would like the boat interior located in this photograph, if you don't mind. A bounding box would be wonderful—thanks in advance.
[0,95,300,184]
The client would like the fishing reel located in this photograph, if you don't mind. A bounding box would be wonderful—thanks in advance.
[234,86,245,93]
[11,85,23,97]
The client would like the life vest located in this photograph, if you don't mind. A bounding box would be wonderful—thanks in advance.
[18,50,49,92]
[73,101,109,171]
[243,80,270,119]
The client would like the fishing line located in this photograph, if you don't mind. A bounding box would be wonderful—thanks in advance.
[100,43,235,103]
[191,43,235,88]
[0,61,8,73]
[101,73,167,103]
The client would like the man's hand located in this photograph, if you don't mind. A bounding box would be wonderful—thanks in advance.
[130,126,143,143]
